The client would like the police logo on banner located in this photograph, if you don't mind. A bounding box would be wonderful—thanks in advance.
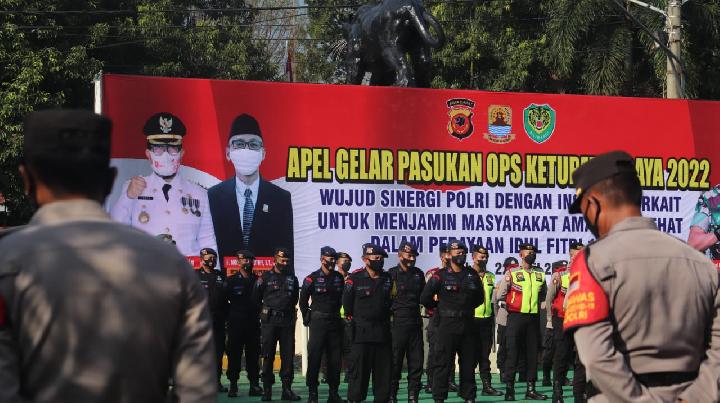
[523,103,556,144]
[484,105,516,144]
[446,98,475,140]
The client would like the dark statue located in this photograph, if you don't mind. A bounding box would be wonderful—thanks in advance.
[344,0,445,87]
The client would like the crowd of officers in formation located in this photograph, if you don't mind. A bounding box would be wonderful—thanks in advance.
[198,235,587,403]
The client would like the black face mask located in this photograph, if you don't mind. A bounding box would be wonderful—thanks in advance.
[401,258,415,268]
[322,259,335,270]
[524,253,536,265]
[584,197,601,239]
[451,255,466,266]
[341,262,351,271]
[368,259,384,271]
[276,263,292,272]
[203,257,216,268]
[476,260,487,270]
[242,263,253,271]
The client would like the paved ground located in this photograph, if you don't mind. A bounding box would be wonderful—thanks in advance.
[217,372,578,402]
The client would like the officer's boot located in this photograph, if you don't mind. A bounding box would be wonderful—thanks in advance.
[573,393,587,403]
[389,384,398,403]
[408,390,419,403]
[504,380,515,401]
[228,381,238,398]
[481,376,503,396]
[250,380,264,396]
[525,381,548,400]
[281,380,301,401]
[424,381,432,394]
[448,380,459,393]
[551,380,564,403]
[262,382,272,402]
[307,386,319,403]
[327,385,345,403]
[542,370,552,387]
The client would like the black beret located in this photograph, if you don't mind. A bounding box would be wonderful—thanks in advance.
[362,243,388,257]
[321,246,338,258]
[143,112,186,146]
[472,245,489,254]
[24,109,111,165]
[236,249,255,259]
[503,257,519,268]
[200,247,217,257]
[569,241,585,250]
[229,114,262,141]
[518,243,538,252]
[569,151,636,213]
[448,239,468,252]
[552,260,569,271]
[274,247,292,258]
[398,240,419,256]
[336,252,352,261]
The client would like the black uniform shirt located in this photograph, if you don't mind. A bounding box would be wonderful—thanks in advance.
[252,268,299,312]
[387,265,425,324]
[227,270,259,318]
[299,268,344,316]
[197,268,228,317]
[420,267,483,314]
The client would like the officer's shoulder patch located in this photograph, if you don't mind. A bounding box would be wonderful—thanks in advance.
[563,249,610,331]
[351,268,364,274]
[304,276,313,284]
[535,272,543,281]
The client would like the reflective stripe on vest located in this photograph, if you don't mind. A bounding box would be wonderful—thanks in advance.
[551,271,570,318]
[474,272,496,318]
[506,269,545,314]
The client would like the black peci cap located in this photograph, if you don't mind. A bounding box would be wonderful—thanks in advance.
[143,112,186,146]
[362,243,388,257]
[398,240,419,256]
[24,109,112,166]
[229,114,262,141]
[448,239,468,252]
[569,151,636,213]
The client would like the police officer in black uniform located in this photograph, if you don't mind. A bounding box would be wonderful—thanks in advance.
[388,241,426,403]
[253,247,301,401]
[336,252,353,384]
[420,240,483,403]
[197,247,229,392]
[300,246,346,403]
[226,250,263,398]
[343,243,393,403]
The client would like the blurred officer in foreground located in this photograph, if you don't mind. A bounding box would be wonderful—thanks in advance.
[343,243,393,403]
[421,240,483,403]
[226,250,262,397]
[388,241,425,403]
[497,243,547,401]
[253,247,301,401]
[197,247,229,391]
[565,151,720,402]
[300,246,345,403]
[0,110,215,403]
[470,246,503,396]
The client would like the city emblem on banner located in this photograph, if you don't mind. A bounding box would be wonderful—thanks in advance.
[484,105,516,144]
[523,103,556,143]
[446,98,475,140]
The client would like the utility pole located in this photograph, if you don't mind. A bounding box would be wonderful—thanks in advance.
[666,0,682,98]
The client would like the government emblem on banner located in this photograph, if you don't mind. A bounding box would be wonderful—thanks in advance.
[523,104,556,143]
[484,105,515,144]
[446,98,475,140]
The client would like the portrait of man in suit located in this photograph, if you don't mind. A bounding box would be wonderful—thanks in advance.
[208,114,293,264]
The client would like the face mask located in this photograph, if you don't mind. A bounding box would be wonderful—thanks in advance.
[524,253,536,265]
[229,148,263,176]
[341,262,351,271]
[242,263,253,271]
[401,258,415,268]
[203,257,216,268]
[150,151,180,177]
[451,255,466,266]
[476,260,487,270]
[584,197,601,238]
[323,259,335,269]
[368,259,384,271]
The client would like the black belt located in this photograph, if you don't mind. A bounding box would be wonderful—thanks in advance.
[637,371,697,387]
[311,311,339,319]
[438,309,472,318]
[265,308,293,317]
[586,371,697,398]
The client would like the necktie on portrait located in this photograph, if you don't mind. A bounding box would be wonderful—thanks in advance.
[242,188,254,248]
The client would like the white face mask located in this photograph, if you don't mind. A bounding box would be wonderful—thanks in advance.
[150,151,180,177]
[229,148,263,176]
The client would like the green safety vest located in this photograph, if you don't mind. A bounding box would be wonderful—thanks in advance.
[506,268,545,314]
[474,272,496,318]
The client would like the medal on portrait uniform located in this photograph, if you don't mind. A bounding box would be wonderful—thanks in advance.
[181,196,189,214]
[139,210,150,224]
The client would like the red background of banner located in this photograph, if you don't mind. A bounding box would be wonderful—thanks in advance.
[103,74,720,184]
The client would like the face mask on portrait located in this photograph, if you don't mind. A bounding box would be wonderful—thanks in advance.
[229,148,263,176]
[150,151,180,177]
